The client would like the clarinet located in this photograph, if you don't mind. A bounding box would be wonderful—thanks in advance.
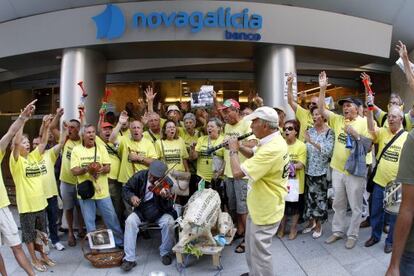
[206,132,253,155]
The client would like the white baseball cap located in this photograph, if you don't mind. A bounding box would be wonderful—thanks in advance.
[244,106,279,124]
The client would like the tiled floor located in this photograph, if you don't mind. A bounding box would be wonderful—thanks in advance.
[1,207,391,276]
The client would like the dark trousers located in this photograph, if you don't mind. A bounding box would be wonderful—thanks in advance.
[46,196,60,244]
[370,183,396,245]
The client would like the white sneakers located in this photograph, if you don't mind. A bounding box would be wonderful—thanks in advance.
[312,228,323,239]
[53,242,65,251]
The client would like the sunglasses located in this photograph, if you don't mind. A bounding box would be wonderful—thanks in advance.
[283,126,294,132]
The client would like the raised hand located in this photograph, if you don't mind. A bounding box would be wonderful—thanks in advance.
[56,107,64,117]
[287,73,294,86]
[144,86,157,102]
[319,71,328,89]
[118,110,129,125]
[396,40,408,60]
[360,72,371,84]
[20,99,37,119]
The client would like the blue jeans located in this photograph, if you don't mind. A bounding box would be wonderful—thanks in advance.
[78,197,124,246]
[124,212,175,262]
[46,196,60,244]
[370,183,396,245]
[401,250,414,276]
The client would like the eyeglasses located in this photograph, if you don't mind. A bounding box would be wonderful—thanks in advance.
[309,102,318,106]
[283,126,294,132]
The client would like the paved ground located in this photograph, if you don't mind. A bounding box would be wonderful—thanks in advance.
[1,208,391,276]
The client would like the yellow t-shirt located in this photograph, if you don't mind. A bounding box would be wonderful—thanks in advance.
[241,132,289,225]
[328,112,371,174]
[117,137,157,184]
[287,140,307,194]
[9,148,48,213]
[195,135,225,182]
[143,130,161,144]
[296,105,314,141]
[96,137,121,181]
[60,139,82,185]
[155,138,189,172]
[373,128,408,187]
[224,119,253,178]
[117,128,131,139]
[0,150,10,208]
[70,144,111,200]
[377,110,413,131]
[179,128,201,148]
[39,148,59,199]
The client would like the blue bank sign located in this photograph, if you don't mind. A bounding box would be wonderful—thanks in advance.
[93,4,262,41]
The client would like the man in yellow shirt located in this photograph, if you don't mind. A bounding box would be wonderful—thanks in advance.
[109,111,157,184]
[50,108,85,247]
[0,100,36,276]
[365,106,408,253]
[97,122,124,224]
[143,112,162,143]
[228,106,289,276]
[71,125,123,247]
[318,71,372,249]
[219,99,255,249]
[286,72,318,141]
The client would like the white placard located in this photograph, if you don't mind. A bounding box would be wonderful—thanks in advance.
[191,85,214,108]
[396,57,414,73]
[283,73,297,100]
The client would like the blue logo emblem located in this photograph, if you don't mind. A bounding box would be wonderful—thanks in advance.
[92,4,126,40]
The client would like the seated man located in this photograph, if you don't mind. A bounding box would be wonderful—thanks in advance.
[121,160,177,271]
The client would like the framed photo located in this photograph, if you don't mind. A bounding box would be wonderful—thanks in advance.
[87,229,115,250]
[191,85,214,108]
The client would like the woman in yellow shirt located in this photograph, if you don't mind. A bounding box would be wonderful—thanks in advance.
[277,120,307,240]
[189,117,225,187]
[156,120,190,205]
[156,120,189,172]
[9,116,55,272]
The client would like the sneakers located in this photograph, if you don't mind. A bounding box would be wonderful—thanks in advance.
[364,237,379,247]
[345,237,357,249]
[161,255,172,265]
[53,242,65,251]
[121,260,137,272]
[312,228,323,239]
[325,234,343,244]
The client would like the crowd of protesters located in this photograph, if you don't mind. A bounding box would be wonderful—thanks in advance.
[0,41,413,276]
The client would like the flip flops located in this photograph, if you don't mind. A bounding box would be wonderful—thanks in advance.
[31,261,47,272]
[235,239,245,253]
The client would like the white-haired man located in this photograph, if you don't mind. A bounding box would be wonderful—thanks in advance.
[228,106,289,276]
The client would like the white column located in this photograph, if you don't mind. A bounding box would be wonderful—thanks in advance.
[60,48,106,125]
[255,45,296,119]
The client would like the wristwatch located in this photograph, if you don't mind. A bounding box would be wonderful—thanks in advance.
[229,150,238,156]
